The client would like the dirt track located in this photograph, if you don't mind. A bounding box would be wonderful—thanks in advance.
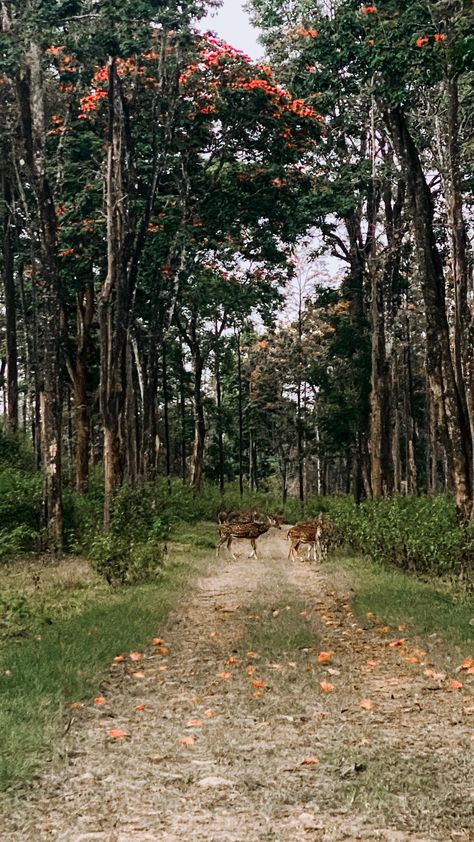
[2,529,474,842]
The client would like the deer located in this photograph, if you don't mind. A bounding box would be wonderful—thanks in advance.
[287,514,332,563]
[216,514,281,560]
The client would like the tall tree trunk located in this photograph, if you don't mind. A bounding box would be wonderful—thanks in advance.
[2,175,18,432]
[214,326,224,494]
[18,40,63,551]
[236,331,244,497]
[125,338,138,486]
[385,107,472,518]
[65,284,94,494]
[162,340,171,479]
[404,317,417,495]
[99,59,128,527]
[190,349,205,489]
[141,346,159,482]
[180,342,187,484]
[390,350,402,494]
[445,76,474,495]
[369,265,392,496]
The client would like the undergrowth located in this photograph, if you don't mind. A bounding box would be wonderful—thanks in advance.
[0,523,208,795]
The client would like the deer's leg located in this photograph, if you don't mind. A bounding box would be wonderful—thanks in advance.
[216,533,225,558]
[227,535,237,560]
[249,538,258,559]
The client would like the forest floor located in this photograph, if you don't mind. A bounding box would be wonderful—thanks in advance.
[2,528,474,842]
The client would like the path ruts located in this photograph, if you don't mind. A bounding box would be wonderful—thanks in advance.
[2,529,473,841]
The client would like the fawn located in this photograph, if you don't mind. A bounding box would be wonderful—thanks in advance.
[287,514,331,563]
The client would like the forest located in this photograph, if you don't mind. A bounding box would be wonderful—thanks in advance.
[1,2,474,833]
[0,0,473,570]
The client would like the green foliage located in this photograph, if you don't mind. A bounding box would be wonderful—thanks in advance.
[0,430,42,561]
[0,552,200,794]
[0,593,43,641]
[332,554,474,655]
[88,534,164,585]
[325,495,474,579]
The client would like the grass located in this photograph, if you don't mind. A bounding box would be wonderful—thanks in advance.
[0,523,211,796]
[242,591,318,659]
[329,553,474,658]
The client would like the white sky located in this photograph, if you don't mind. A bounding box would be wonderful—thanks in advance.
[200,1,263,60]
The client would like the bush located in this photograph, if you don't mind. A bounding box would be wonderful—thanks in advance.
[324,495,474,578]
[89,534,164,585]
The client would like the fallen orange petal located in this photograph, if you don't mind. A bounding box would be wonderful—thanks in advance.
[132,671,146,679]
[204,709,216,718]
[113,655,125,663]
[246,651,258,658]
[450,679,463,690]
[179,736,194,746]
[158,646,170,655]
[301,757,319,765]
[130,652,142,661]
[152,637,163,646]
[226,656,239,665]
[459,658,474,671]
[135,704,146,711]
[69,702,83,710]
[95,697,106,705]
[218,671,231,680]
[108,729,129,739]
[389,639,407,647]
[359,699,375,711]
[246,665,256,676]
[404,657,419,664]
[320,681,334,693]
[251,679,265,688]
[186,718,203,728]
[318,651,332,663]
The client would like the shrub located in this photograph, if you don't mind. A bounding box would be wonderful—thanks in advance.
[324,495,474,578]
[89,534,164,585]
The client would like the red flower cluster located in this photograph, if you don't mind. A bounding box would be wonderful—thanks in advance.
[291,26,318,38]
[78,88,107,118]
[362,5,377,12]
[416,36,429,47]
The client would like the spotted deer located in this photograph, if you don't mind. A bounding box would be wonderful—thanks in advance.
[216,515,281,559]
[288,514,332,563]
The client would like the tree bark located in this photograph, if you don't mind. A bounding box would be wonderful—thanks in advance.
[190,348,205,489]
[162,340,171,479]
[100,59,128,527]
[18,40,63,551]
[2,175,18,432]
[385,107,472,518]
[214,326,225,494]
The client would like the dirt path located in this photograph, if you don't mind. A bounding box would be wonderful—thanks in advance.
[3,529,473,842]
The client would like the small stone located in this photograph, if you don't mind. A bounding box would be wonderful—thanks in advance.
[197,776,235,789]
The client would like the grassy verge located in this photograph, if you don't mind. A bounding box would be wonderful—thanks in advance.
[0,522,212,796]
[329,553,474,658]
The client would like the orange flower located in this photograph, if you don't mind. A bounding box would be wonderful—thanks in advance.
[434,33,446,42]
[362,5,377,12]
[416,36,429,47]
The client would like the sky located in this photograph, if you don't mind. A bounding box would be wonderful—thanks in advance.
[201,1,263,60]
